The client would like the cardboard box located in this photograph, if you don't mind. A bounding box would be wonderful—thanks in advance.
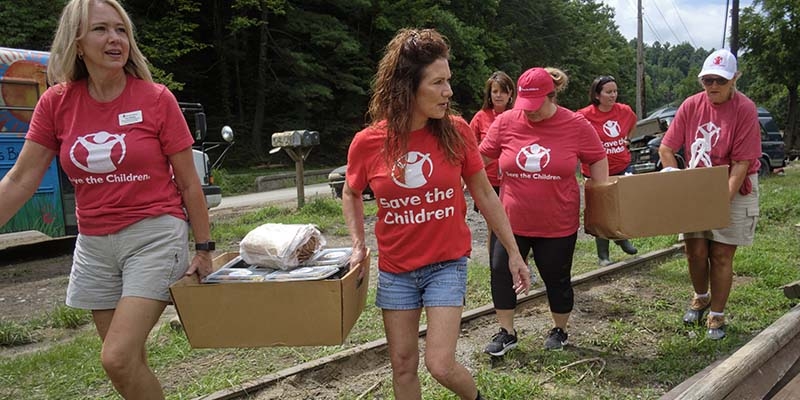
[584,166,730,240]
[169,251,370,348]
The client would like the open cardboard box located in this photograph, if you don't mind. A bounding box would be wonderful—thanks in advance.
[170,250,370,348]
[584,166,730,240]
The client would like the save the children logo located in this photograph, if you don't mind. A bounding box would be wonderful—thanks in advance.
[603,120,621,138]
[69,131,127,173]
[688,121,720,169]
[380,151,455,225]
[391,151,433,189]
[516,143,551,173]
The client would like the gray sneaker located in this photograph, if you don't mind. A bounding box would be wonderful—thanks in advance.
[544,327,568,350]
[683,295,711,325]
[706,314,726,340]
[484,328,518,356]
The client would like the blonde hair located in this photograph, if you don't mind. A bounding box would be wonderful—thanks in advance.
[545,67,568,96]
[48,0,152,85]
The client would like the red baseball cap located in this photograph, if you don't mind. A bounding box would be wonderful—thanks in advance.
[514,67,554,111]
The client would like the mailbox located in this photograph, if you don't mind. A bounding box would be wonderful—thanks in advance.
[269,130,320,209]
[271,130,320,148]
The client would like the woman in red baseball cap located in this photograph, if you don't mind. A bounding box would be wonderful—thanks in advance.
[480,67,608,354]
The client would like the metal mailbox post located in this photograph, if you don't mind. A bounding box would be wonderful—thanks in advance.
[270,130,320,208]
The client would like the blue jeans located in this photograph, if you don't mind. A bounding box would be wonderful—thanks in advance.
[376,257,468,310]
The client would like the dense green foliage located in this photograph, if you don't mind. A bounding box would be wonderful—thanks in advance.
[2,0,797,166]
[739,0,800,153]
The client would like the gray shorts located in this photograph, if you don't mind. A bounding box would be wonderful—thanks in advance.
[66,215,189,310]
[682,174,759,246]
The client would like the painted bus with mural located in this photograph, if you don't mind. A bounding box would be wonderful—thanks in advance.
[0,47,233,239]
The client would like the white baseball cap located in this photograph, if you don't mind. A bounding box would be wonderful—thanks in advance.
[698,49,737,80]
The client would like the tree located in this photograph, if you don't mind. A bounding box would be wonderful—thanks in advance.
[740,0,800,152]
[127,0,207,91]
[0,0,63,51]
[0,0,692,167]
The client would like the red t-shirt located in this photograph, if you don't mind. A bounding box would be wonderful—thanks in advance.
[577,103,637,176]
[346,117,483,273]
[662,91,761,175]
[470,108,503,186]
[480,107,606,237]
[26,75,194,235]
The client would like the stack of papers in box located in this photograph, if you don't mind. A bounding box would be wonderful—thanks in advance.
[203,247,353,283]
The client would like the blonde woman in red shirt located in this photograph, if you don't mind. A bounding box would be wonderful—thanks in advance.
[0,1,213,398]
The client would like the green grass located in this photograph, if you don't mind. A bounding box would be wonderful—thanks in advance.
[212,197,348,249]
[0,305,91,346]
[215,166,337,196]
[1,168,798,399]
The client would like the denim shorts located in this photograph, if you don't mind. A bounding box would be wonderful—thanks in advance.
[66,215,189,310]
[375,257,468,310]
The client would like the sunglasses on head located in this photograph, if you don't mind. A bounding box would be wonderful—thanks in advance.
[598,75,616,85]
[701,77,730,86]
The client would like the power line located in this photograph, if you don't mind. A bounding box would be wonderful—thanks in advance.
[624,0,665,43]
[650,0,689,46]
[642,11,665,43]
[668,0,698,47]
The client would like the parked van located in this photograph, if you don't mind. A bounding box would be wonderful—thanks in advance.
[0,47,233,238]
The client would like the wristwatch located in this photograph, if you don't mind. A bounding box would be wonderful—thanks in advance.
[195,241,216,251]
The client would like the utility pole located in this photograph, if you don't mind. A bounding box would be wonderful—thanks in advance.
[730,0,740,56]
[636,0,644,119]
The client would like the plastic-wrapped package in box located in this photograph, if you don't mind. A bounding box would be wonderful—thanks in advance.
[239,223,326,269]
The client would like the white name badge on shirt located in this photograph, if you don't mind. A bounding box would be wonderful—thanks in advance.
[119,110,143,126]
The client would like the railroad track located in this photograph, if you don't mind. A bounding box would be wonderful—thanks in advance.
[195,244,685,400]
[5,234,797,399]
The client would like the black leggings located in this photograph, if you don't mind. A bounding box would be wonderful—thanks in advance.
[491,232,577,314]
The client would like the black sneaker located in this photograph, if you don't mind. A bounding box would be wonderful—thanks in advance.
[484,328,518,356]
[544,327,568,350]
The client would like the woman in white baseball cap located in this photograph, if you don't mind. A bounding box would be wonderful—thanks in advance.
[658,48,762,340]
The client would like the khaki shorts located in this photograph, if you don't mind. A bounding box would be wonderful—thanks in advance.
[681,174,759,246]
[66,215,189,310]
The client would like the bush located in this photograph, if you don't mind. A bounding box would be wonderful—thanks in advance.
[0,321,35,346]
[214,169,257,195]
[49,306,91,329]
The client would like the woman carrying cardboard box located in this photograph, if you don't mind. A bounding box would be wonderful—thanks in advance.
[658,49,761,340]
[0,1,214,398]
[578,75,639,266]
